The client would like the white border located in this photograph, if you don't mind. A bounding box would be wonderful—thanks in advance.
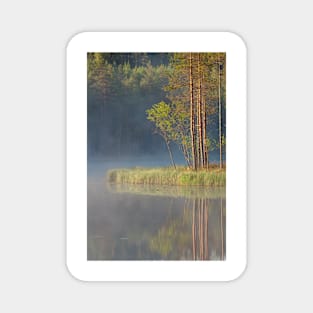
[66,32,247,281]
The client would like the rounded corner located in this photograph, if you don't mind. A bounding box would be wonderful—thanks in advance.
[225,31,247,52]
[66,31,88,51]
[226,259,248,282]
[65,261,88,283]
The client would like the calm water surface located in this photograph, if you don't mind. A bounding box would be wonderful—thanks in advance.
[88,159,226,260]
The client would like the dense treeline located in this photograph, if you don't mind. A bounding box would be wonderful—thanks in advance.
[88,53,169,156]
[87,53,225,164]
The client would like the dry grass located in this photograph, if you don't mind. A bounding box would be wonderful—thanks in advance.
[107,166,226,187]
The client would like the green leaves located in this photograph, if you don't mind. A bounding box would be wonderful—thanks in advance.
[146,101,174,139]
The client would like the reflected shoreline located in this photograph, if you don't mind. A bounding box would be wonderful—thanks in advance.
[107,182,225,199]
[88,179,226,261]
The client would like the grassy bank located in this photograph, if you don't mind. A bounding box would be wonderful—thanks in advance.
[107,167,226,187]
[108,183,225,199]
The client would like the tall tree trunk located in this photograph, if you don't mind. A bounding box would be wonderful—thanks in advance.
[203,93,208,169]
[189,53,197,170]
[197,53,204,168]
[218,54,223,169]
[202,68,208,169]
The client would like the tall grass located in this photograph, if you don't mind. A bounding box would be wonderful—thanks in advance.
[107,167,226,187]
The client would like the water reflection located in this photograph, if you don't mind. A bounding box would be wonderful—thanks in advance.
[88,180,225,260]
[192,198,225,260]
[108,183,225,199]
[147,197,225,260]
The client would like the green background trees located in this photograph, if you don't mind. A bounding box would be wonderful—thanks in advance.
[87,53,226,166]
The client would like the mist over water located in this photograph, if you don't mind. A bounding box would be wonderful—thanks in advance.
[88,158,226,260]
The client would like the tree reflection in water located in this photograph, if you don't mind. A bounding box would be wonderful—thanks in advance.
[192,198,225,260]
[89,183,226,260]
[149,197,226,260]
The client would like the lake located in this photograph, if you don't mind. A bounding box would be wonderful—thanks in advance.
[88,158,226,260]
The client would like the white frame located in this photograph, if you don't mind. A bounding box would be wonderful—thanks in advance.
[66,32,247,281]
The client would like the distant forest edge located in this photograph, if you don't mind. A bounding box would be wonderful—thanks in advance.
[87,53,226,167]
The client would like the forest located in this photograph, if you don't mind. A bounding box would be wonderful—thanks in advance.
[87,52,226,169]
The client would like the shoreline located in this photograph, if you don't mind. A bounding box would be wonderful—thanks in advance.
[107,167,226,187]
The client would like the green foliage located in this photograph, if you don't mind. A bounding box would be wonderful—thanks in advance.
[146,53,226,169]
[146,101,175,140]
[149,212,191,259]
[87,52,226,159]
[87,53,169,155]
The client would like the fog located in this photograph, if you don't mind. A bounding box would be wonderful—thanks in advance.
[88,159,226,260]
[87,53,226,260]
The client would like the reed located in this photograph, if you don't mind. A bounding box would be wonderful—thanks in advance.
[107,167,226,187]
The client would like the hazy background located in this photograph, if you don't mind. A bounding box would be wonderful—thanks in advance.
[87,52,225,163]
[1,1,313,312]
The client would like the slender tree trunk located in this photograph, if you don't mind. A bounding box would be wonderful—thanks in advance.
[165,139,176,169]
[197,54,204,168]
[189,53,197,170]
[180,144,191,168]
[218,54,223,169]
[202,70,208,169]
[203,94,208,169]
[185,144,191,168]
